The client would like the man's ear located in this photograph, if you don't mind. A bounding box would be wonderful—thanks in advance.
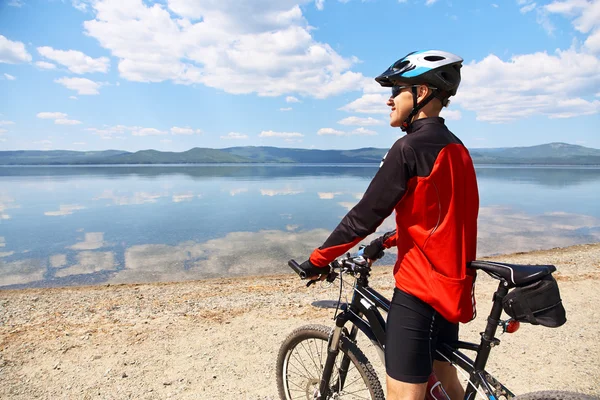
[417,85,430,102]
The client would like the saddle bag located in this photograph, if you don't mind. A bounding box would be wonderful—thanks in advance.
[502,274,566,328]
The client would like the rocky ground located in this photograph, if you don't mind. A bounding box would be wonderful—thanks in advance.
[1,243,599,399]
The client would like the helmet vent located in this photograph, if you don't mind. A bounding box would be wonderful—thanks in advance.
[393,60,410,70]
[424,55,445,62]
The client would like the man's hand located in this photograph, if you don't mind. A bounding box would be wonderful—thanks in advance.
[361,238,385,262]
[299,259,328,282]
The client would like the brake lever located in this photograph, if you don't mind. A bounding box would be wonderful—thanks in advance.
[306,279,318,287]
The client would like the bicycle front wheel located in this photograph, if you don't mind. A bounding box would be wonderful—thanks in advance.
[276,324,384,400]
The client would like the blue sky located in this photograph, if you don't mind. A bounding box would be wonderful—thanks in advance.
[1,0,599,152]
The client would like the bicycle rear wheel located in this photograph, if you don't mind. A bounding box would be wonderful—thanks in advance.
[276,324,384,400]
[515,391,600,400]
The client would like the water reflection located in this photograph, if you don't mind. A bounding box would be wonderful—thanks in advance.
[1,165,599,289]
[1,206,598,290]
[2,164,600,188]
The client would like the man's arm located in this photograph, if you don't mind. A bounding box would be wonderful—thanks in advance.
[308,141,414,267]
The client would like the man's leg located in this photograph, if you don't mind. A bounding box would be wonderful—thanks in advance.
[385,289,437,400]
[433,360,464,400]
[386,375,427,400]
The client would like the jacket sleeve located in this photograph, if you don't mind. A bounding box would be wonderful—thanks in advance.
[309,140,414,267]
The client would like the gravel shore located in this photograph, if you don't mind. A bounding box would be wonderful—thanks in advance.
[1,243,599,399]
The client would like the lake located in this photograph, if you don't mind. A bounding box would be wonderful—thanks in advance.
[1,164,599,289]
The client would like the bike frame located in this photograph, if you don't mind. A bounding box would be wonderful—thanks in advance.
[317,270,515,400]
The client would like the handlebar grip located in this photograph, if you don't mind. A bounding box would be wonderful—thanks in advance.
[288,259,306,278]
[288,259,326,279]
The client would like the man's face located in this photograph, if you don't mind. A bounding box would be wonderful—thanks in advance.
[386,83,431,128]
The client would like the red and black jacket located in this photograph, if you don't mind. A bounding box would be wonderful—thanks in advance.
[309,117,479,323]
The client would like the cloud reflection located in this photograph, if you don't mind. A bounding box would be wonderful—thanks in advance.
[50,254,67,267]
[172,193,198,202]
[0,258,45,286]
[95,190,168,205]
[44,204,85,216]
[54,251,117,278]
[0,194,19,220]
[68,232,110,250]
[260,188,303,196]
[0,236,5,247]
[229,188,248,196]
[318,192,343,199]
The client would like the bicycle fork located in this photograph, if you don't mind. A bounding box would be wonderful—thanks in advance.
[317,322,349,399]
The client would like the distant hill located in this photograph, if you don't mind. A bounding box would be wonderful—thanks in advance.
[1,143,599,165]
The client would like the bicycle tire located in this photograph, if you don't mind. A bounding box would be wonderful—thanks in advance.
[514,391,600,400]
[276,324,384,400]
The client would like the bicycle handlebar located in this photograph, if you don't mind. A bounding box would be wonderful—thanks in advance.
[288,259,327,279]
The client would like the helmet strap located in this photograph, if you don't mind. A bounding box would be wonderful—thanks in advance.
[400,86,437,133]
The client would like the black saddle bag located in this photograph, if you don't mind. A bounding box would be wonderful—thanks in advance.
[502,274,566,328]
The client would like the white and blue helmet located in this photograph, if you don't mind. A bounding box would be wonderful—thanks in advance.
[375,50,463,97]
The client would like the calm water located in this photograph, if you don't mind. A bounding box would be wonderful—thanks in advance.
[1,164,599,289]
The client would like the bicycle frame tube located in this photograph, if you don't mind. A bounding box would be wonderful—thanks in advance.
[317,278,389,397]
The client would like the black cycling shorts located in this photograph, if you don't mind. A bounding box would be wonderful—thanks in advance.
[385,288,459,383]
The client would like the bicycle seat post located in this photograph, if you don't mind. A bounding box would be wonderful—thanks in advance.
[472,281,510,374]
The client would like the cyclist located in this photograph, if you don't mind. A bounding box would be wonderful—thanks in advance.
[300,50,479,400]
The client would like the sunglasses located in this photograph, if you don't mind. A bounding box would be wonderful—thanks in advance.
[391,85,438,99]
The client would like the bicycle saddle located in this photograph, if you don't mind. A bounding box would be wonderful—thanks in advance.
[468,260,556,288]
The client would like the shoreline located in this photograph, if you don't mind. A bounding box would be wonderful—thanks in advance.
[1,243,599,399]
[2,242,599,293]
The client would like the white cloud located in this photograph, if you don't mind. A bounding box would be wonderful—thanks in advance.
[170,126,201,135]
[352,127,377,135]
[520,3,537,13]
[317,127,345,136]
[544,0,600,53]
[72,0,88,12]
[37,112,68,119]
[315,0,325,10]
[0,129,7,134]
[221,132,248,140]
[86,125,137,139]
[37,46,110,74]
[69,96,78,100]
[492,3,499,7]
[132,127,167,136]
[456,48,600,122]
[279,107,292,111]
[0,120,15,126]
[8,0,24,7]
[339,94,389,114]
[425,0,439,5]
[0,35,31,64]
[81,0,365,98]
[286,96,300,103]
[440,109,462,120]
[3,73,16,80]
[317,127,376,136]
[55,118,82,125]
[35,61,57,70]
[337,116,384,126]
[55,77,102,95]
[259,130,304,138]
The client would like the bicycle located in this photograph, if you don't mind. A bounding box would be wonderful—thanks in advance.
[276,250,597,400]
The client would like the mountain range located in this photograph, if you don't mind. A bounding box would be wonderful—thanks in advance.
[1,143,599,165]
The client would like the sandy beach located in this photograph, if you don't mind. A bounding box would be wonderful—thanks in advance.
[1,243,599,399]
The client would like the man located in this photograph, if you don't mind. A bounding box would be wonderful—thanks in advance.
[300,50,479,400]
